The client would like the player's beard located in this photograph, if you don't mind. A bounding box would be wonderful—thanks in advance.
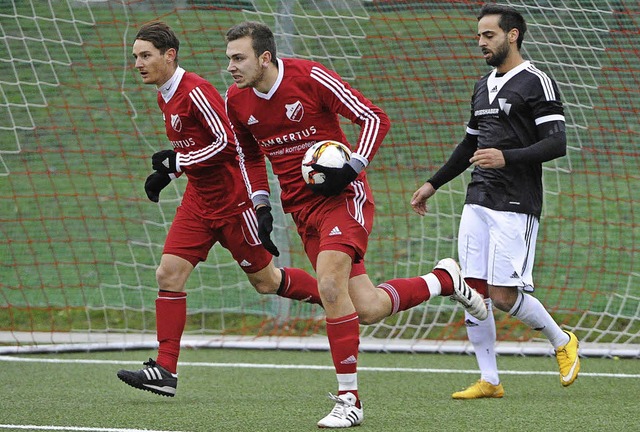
[485,37,510,67]
[241,64,267,90]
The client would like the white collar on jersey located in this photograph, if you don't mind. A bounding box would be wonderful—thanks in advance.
[158,67,186,102]
[252,58,284,100]
[487,60,530,104]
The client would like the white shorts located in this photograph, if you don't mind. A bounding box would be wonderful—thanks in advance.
[458,204,538,289]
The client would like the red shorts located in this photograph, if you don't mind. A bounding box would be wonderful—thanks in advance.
[292,179,374,278]
[163,204,272,273]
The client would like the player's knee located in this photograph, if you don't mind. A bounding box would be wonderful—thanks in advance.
[487,286,518,312]
[155,266,179,291]
[247,268,280,295]
[318,282,342,306]
[251,279,278,295]
[356,310,382,325]
[491,297,513,312]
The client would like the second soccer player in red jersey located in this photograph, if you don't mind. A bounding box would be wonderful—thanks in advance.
[116,21,321,398]
[225,21,488,428]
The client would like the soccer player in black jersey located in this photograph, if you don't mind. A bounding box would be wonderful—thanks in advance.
[411,4,580,399]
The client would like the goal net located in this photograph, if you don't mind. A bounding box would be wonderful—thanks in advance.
[1,0,638,357]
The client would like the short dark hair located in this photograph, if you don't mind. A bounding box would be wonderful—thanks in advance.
[135,21,180,62]
[225,21,277,64]
[478,3,527,49]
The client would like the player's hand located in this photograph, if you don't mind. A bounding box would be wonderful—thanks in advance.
[152,150,178,174]
[308,163,358,197]
[470,148,505,169]
[144,171,171,203]
[410,182,436,216]
[256,206,280,257]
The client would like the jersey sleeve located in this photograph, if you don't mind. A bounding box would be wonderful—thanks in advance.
[427,133,476,189]
[503,75,567,165]
[224,91,270,202]
[309,64,390,167]
[175,83,231,171]
[428,90,478,189]
[529,73,565,126]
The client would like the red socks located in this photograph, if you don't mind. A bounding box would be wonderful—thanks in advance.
[378,276,430,314]
[432,269,454,296]
[155,290,187,374]
[326,312,360,402]
[465,278,489,298]
[277,267,322,305]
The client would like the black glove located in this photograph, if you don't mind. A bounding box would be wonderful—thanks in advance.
[256,206,280,257]
[152,150,177,174]
[144,171,171,202]
[308,163,358,197]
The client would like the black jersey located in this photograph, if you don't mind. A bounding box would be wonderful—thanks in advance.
[465,60,565,218]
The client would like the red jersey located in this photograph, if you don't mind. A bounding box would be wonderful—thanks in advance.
[158,68,250,219]
[225,58,390,213]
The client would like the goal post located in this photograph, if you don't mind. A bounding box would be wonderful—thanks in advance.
[1,0,638,358]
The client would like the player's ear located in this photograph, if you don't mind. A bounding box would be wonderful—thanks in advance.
[508,28,519,44]
[165,47,177,63]
[260,51,271,67]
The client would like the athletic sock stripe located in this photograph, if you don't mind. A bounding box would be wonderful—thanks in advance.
[377,283,400,314]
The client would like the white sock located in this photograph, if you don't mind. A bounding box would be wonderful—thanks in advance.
[337,372,358,392]
[421,273,442,297]
[466,299,499,385]
[509,291,570,349]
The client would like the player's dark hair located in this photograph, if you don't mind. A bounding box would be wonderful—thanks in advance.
[478,4,527,49]
[135,21,180,62]
[226,21,278,65]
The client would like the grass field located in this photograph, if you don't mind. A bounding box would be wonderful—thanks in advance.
[1,348,639,432]
[1,8,638,424]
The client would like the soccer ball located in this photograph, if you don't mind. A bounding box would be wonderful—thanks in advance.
[301,140,352,184]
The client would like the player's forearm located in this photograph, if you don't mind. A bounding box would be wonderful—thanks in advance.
[244,163,270,199]
[174,140,228,171]
[351,104,391,167]
[502,130,566,165]
[427,135,475,190]
[237,144,269,197]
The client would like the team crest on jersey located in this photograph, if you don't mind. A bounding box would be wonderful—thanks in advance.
[285,100,304,122]
[170,114,182,132]
[498,98,512,115]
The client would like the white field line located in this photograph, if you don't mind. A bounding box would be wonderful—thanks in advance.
[1,355,638,378]
[0,425,182,432]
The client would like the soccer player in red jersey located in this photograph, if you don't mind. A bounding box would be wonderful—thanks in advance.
[224,21,487,428]
[116,21,321,398]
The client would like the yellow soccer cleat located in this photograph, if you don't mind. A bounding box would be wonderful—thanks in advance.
[556,330,580,387]
[452,380,504,399]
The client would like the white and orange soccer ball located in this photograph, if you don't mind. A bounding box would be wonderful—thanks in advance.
[301,140,352,184]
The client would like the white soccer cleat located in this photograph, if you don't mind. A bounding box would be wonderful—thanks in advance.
[317,392,363,428]
[435,258,488,321]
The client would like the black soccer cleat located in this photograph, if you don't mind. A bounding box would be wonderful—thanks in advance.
[117,358,178,397]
